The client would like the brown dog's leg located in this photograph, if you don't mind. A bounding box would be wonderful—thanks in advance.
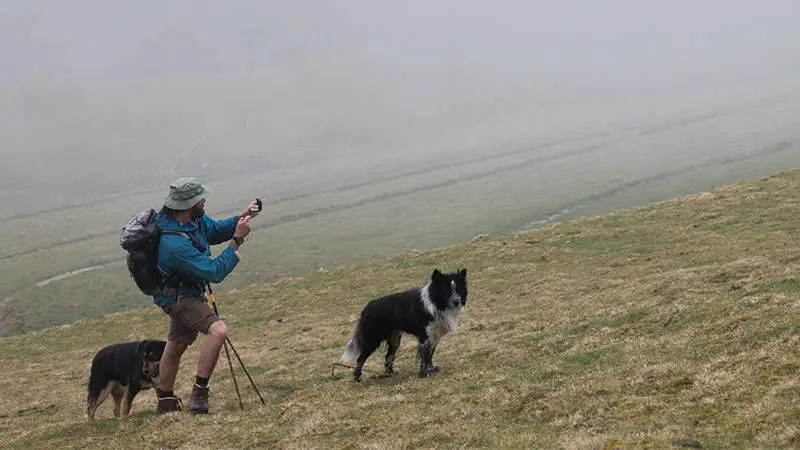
[111,383,125,418]
[120,386,132,419]
[87,383,113,421]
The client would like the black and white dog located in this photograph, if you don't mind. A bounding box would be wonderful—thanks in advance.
[340,269,467,381]
[87,339,166,421]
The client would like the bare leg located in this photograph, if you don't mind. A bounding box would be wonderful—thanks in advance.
[159,341,188,392]
[197,321,228,378]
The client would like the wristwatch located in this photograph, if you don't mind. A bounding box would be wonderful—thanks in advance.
[232,235,245,246]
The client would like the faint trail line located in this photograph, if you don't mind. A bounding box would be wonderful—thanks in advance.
[1,259,123,311]
[524,139,795,229]
[0,232,116,261]
[35,265,105,287]
[0,191,154,223]
[249,140,618,231]
[199,131,612,217]
[0,136,209,224]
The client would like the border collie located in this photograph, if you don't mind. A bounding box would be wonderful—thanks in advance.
[340,269,467,381]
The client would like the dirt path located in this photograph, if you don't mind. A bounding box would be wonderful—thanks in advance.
[0,260,121,337]
[34,265,105,287]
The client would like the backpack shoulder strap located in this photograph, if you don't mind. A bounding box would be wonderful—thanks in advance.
[160,230,205,252]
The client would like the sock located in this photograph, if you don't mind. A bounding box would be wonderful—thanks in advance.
[195,376,209,387]
[159,390,174,399]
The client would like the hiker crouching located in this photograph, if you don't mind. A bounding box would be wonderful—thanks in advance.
[153,177,260,415]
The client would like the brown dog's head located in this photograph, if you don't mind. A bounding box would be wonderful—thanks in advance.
[138,340,167,379]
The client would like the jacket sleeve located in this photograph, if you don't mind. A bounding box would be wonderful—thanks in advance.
[203,215,239,245]
[164,236,239,283]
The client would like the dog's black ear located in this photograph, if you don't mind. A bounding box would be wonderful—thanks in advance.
[134,341,149,362]
[431,269,442,282]
[141,340,162,360]
[459,268,467,278]
[138,340,151,357]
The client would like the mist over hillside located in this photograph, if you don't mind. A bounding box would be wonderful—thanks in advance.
[2,1,799,194]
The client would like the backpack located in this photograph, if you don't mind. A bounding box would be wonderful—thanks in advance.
[120,209,200,296]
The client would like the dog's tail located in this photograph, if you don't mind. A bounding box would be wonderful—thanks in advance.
[340,337,361,363]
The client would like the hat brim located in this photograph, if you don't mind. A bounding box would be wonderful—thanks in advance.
[163,185,213,210]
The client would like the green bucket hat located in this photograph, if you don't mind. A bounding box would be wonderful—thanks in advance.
[163,177,213,210]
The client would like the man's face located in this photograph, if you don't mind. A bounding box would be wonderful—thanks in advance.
[191,198,206,219]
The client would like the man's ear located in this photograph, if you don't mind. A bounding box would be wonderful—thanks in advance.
[431,269,442,282]
[459,268,467,278]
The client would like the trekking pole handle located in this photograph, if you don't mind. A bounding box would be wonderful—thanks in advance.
[206,283,219,314]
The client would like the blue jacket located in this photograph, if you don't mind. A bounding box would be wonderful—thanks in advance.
[153,212,240,307]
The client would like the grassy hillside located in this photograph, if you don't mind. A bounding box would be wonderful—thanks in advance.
[2,170,800,448]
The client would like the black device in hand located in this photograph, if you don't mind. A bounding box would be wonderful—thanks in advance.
[250,198,264,212]
[247,199,262,216]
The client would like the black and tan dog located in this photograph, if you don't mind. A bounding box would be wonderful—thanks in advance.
[87,339,166,421]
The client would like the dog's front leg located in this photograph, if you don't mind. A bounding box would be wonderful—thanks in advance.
[121,382,140,419]
[429,344,441,373]
[111,383,125,418]
[417,339,434,378]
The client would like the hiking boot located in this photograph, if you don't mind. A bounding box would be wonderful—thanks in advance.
[188,384,210,415]
[156,395,182,414]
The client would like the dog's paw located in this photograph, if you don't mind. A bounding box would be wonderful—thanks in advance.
[430,366,441,373]
[418,370,434,379]
[380,370,397,378]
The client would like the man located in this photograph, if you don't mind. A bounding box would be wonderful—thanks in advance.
[153,177,260,415]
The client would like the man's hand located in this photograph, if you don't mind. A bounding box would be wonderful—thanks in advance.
[234,216,252,239]
[239,200,262,219]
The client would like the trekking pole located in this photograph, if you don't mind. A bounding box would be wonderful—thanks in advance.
[223,338,244,410]
[206,287,244,410]
[207,284,267,406]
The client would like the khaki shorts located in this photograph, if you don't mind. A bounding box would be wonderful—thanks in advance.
[161,296,220,345]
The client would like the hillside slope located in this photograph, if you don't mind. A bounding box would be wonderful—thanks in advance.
[1,170,800,448]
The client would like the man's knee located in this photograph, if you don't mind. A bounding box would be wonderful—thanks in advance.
[208,321,228,340]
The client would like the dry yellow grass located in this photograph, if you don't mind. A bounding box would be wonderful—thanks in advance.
[2,170,800,448]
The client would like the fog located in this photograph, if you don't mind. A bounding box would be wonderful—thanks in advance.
[1,0,799,193]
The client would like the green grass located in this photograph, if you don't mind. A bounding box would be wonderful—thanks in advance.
[3,170,800,447]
